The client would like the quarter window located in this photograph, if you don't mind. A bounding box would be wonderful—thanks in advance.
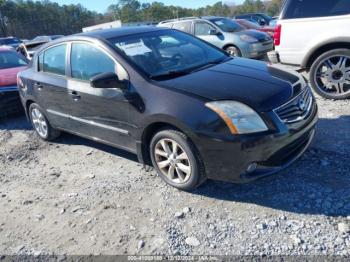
[194,22,216,36]
[71,43,116,81]
[42,44,67,76]
[284,0,350,19]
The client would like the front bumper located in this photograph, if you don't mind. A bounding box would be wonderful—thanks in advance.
[194,102,318,183]
[244,41,274,58]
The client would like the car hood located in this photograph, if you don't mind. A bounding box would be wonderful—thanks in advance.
[0,66,26,87]
[236,29,271,41]
[160,58,301,112]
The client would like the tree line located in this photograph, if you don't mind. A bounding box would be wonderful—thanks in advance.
[0,0,284,39]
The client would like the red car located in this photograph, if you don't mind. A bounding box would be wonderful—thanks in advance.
[236,19,275,38]
[0,46,28,117]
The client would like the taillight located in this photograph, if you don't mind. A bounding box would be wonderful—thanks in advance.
[274,24,281,46]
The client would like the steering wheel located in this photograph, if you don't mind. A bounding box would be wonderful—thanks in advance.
[170,53,184,66]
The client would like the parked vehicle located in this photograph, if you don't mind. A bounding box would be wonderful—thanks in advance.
[0,47,28,117]
[268,0,350,99]
[234,13,273,26]
[0,37,22,49]
[16,35,64,60]
[28,35,64,44]
[18,27,318,191]
[17,41,46,60]
[236,19,275,37]
[159,17,273,58]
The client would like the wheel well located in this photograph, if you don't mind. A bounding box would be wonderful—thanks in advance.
[25,100,35,117]
[305,42,350,70]
[140,122,182,166]
[223,44,241,54]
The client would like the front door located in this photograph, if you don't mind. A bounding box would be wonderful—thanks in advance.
[193,21,223,48]
[66,42,135,151]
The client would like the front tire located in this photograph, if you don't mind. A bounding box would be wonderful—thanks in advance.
[29,103,60,141]
[309,49,350,100]
[150,129,206,191]
[225,46,241,57]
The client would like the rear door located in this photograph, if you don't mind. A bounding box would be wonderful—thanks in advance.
[193,21,223,48]
[66,41,134,151]
[33,43,72,128]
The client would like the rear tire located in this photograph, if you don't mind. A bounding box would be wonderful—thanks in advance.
[150,129,206,191]
[225,46,241,57]
[29,103,60,141]
[309,49,350,100]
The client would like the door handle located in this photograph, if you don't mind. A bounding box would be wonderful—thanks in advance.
[34,82,43,90]
[69,90,81,101]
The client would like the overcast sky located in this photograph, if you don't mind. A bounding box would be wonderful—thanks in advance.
[54,0,244,13]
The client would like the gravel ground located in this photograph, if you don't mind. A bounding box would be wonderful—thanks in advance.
[0,91,349,256]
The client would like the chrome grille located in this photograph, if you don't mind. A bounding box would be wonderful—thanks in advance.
[275,87,313,124]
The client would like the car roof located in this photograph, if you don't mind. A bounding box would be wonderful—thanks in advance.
[78,26,167,40]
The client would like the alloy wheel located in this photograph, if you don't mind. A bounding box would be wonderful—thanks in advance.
[31,108,48,138]
[314,55,350,97]
[154,138,192,184]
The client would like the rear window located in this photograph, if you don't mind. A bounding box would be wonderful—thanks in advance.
[283,0,350,19]
[42,44,67,76]
[0,51,27,69]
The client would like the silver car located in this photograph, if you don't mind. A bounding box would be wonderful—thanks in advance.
[159,17,273,58]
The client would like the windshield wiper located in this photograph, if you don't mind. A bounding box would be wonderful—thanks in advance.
[149,57,231,80]
[189,56,232,73]
[149,70,190,80]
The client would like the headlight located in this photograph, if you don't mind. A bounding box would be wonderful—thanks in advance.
[240,34,258,43]
[206,101,268,134]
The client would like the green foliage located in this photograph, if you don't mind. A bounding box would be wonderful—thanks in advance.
[0,0,283,39]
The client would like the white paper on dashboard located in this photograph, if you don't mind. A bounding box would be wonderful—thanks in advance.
[117,41,152,56]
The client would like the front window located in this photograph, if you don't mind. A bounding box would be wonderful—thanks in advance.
[194,22,216,36]
[71,43,116,81]
[210,18,244,33]
[110,30,229,80]
[0,51,27,69]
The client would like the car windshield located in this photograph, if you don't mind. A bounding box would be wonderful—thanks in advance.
[110,29,229,80]
[0,38,21,45]
[0,51,27,69]
[210,18,244,32]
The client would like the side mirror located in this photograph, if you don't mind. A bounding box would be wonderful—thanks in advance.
[209,29,221,36]
[90,72,128,90]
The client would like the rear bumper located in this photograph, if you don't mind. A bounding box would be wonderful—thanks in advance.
[194,103,318,183]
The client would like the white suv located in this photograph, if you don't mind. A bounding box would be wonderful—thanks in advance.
[268,0,350,99]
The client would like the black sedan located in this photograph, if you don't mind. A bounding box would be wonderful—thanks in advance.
[17,27,318,191]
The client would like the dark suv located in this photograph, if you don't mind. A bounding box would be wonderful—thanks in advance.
[18,27,318,191]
